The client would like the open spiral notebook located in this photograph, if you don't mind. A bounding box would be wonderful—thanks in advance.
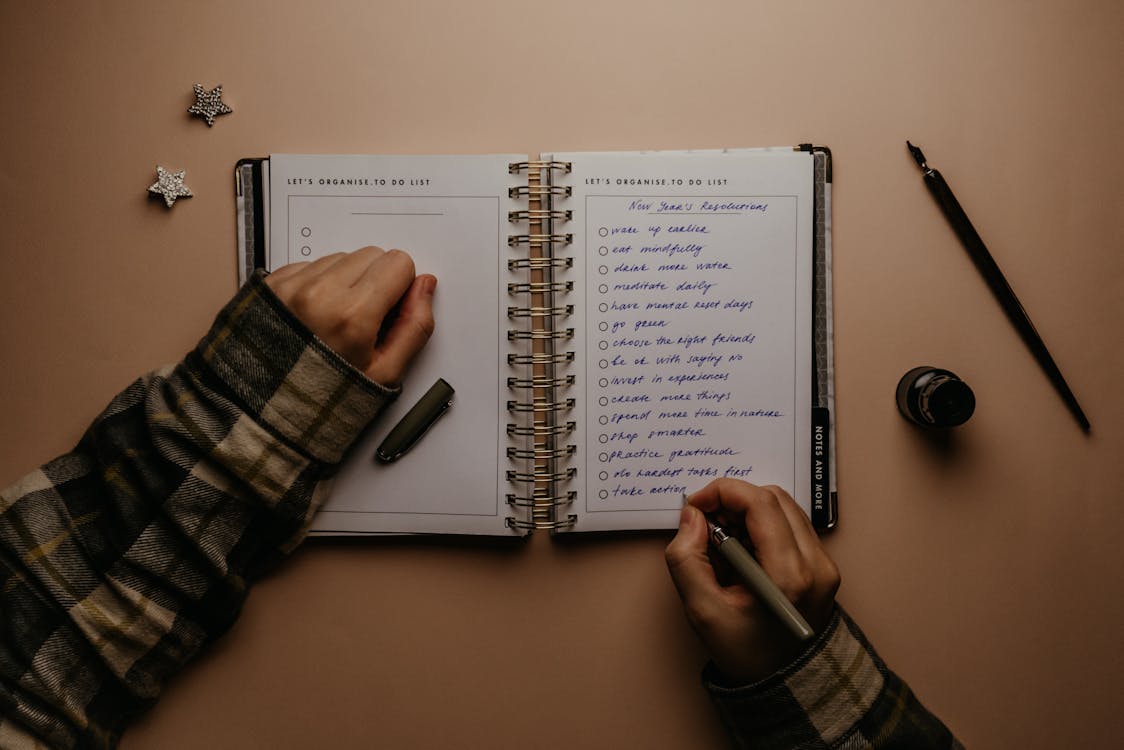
[235,148,836,535]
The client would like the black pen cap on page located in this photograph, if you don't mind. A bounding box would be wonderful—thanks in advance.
[896,366,975,428]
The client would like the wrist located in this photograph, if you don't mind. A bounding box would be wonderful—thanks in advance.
[702,606,891,746]
[705,605,842,691]
[192,271,398,464]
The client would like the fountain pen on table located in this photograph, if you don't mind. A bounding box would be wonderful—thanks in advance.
[906,141,1090,433]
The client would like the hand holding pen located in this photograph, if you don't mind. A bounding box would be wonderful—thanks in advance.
[665,480,840,684]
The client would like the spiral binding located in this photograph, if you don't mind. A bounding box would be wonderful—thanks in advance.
[507,304,574,319]
[509,184,571,199]
[507,328,574,342]
[508,233,573,248]
[507,351,574,366]
[506,421,576,438]
[506,467,577,484]
[508,160,572,174]
[506,158,576,531]
[508,281,573,295]
[507,257,573,271]
[506,398,576,413]
[507,374,576,389]
[509,209,572,222]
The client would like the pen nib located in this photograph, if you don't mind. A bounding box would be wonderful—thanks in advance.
[906,141,929,171]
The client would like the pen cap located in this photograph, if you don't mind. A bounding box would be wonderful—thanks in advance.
[896,366,975,428]
[375,378,455,462]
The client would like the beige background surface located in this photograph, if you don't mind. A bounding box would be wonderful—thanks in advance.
[2,1,1123,747]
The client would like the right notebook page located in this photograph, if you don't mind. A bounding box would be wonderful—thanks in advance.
[545,149,815,532]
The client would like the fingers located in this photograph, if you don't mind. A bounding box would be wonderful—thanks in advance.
[267,247,407,301]
[669,479,841,682]
[686,479,837,613]
[770,487,824,562]
[770,486,841,609]
[688,480,804,585]
[367,273,437,385]
[664,505,724,612]
[310,246,384,282]
[353,249,417,325]
[262,247,436,386]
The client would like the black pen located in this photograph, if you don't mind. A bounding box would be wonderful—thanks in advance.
[375,378,455,462]
[906,142,1090,433]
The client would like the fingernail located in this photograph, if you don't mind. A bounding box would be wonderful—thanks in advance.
[422,275,437,295]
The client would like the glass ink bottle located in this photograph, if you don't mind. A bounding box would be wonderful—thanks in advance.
[896,366,975,428]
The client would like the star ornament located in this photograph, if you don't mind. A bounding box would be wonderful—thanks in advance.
[148,166,193,208]
[188,83,232,126]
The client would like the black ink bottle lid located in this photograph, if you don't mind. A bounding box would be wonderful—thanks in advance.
[896,366,975,428]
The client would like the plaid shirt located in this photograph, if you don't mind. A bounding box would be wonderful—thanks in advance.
[2,273,958,749]
[1,273,396,748]
[705,608,961,749]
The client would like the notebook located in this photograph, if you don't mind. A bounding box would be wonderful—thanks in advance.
[234,148,837,535]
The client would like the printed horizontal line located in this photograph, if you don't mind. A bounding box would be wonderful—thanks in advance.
[350,212,445,216]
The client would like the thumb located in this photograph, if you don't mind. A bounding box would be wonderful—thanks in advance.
[664,505,722,606]
[367,274,437,385]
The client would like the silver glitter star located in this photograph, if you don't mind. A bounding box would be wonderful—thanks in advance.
[187,83,232,126]
[148,166,193,208]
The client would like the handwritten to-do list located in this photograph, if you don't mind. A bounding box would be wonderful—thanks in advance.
[584,194,800,512]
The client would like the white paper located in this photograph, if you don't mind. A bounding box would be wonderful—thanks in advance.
[546,150,815,532]
[268,154,522,535]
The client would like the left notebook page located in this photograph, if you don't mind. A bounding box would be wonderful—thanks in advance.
[267,154,524,535]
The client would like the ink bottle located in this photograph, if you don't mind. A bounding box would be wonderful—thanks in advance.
[896,366,975,428]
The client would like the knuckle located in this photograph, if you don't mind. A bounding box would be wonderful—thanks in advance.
[745,485,782,514]
[663,542,683,568]
[761,484,793,504]
[664,538,692,572]
[385,248,416,276]
[712,477,743,495]
[796,568,816,595]
[822,558,842,592]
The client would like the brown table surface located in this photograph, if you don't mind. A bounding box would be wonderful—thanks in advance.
[2,2,1122,747]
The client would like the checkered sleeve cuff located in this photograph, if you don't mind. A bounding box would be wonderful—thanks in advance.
[704,607,959,749]
[193,270,398,465]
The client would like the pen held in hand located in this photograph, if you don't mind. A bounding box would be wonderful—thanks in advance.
[690,498,815,642]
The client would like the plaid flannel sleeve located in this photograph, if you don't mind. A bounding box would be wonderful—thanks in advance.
[705,607,962,749]
[0,271,397,749]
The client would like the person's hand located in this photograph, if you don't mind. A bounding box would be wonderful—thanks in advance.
[264,246,436,386]
[664,479,840,683]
